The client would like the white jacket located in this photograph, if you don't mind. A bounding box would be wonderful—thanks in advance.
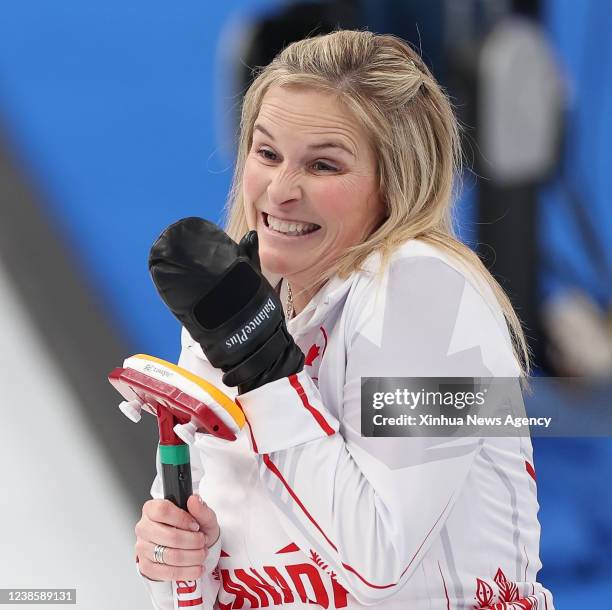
[142,239,554,609]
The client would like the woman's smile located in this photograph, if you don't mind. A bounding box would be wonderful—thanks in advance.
[261,212,321,238]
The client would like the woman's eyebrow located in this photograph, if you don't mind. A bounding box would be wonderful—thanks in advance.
[253,124,275,140]
[308,141,356,158]
[253,123,355,158]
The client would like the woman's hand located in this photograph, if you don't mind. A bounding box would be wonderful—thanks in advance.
[135,494,220,582]
[148,218,304,393]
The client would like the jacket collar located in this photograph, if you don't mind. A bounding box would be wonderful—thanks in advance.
[282,249,382,337]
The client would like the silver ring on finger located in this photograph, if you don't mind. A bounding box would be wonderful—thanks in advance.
[153,544,167,565]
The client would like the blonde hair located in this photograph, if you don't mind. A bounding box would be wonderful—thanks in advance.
[223,29,530,376]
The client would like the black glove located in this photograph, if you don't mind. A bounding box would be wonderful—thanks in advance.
[148,217,304,393]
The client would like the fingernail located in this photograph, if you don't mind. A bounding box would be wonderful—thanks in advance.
[195,494,204,504]
[190,521,200,531]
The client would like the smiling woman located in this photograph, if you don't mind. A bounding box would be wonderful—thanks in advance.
[137,30,554,610]
[225,32,529,377]
[242,86,385,313]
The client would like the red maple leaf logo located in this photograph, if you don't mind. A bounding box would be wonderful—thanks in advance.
[305,343,320,366]
[304,327,328,367]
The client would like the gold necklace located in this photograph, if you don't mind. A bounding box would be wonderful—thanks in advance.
[286,280,294,320]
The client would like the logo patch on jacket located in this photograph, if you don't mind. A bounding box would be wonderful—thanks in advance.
[302,326,328,387]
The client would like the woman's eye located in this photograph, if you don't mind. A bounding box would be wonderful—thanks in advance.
[312,161,338,172]
[255,148,337,172]
[256,148,278,161]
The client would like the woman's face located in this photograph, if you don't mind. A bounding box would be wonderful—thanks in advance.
[242,85,385,287]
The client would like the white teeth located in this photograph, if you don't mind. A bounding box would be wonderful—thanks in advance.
[266,214,318,235]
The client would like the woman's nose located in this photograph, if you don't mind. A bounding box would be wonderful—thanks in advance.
[266,167,301,205]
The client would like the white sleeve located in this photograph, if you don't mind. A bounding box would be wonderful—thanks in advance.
[138,538,221,610]
[138,332,224,609]
[237,256,519,605]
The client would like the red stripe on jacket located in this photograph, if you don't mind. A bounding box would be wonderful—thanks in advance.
[288,374,335,435]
